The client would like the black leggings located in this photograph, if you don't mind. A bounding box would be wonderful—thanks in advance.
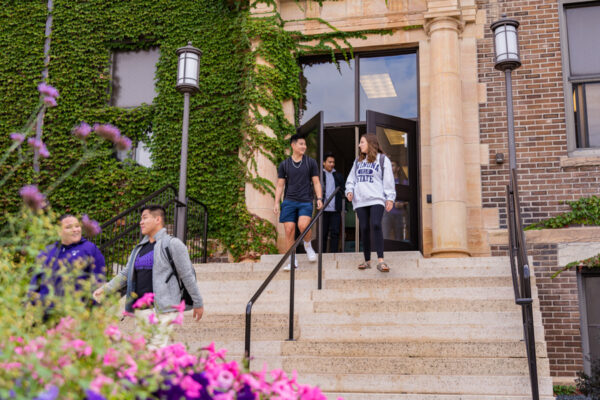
[355,204,385,261]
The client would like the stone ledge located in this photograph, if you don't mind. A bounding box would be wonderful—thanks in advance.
[560,155,600,168]
[488,226,600,245]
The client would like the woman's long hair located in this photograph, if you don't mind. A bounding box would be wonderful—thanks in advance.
[358,133,380,163]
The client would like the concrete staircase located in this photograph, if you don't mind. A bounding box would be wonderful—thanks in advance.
[173,252,554,399]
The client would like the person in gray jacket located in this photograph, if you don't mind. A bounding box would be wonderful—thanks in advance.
[345,133,396,272]
[93,205,203,347]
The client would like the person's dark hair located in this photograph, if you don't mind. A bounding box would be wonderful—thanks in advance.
[59,214,76,222]
[358,133,380,163]
[290,133,305,145]
[140,205,166,225]
[323,152,335,162]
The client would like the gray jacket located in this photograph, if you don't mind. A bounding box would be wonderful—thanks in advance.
[104,228,203,313]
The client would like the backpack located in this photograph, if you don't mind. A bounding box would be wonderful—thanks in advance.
[163,237,196,307]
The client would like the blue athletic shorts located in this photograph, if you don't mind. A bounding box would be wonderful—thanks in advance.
[279,200,313,223]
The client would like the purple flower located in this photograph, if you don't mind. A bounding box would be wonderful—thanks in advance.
[81,214,102,237]
[93,124,121,143]
[72,122,92,140]
[43,97,57,107]
[10,133,25,144]
[19,185,46,211]
[84,390,106,400]
[27,138,50,158]
[37,83,59,99]
[115,135,132,151]
[33,385,58,400]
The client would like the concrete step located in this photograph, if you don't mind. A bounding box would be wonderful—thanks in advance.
[324,265,513,279]
[196,270,319,282]
[298,323,545,341]
[300,311,543,327]
[279,355,550,376]
[281,340,549,358]
[310,286,520,302]
[208,301,313,314]
[324,393,554,400]
[295,373,554,396]
[324,276,513,290]
[312,298,526,313]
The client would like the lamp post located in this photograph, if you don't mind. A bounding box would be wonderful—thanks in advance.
[491,16,521,170]
[175,42,202,241]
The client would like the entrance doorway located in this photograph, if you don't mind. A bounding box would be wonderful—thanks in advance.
[298,50,419,253]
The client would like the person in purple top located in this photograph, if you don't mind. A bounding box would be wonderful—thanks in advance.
[31,214,105,307]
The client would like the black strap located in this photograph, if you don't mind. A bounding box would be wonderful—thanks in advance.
[164,246,183,291]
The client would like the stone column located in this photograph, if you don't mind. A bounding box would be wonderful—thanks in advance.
[425,15,470,257]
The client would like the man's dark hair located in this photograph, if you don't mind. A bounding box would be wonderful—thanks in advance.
[290,133,305,145]
[323,152,335,162]
[140,205,166,225]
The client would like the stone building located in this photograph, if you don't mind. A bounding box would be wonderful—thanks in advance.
[244,0,600,386]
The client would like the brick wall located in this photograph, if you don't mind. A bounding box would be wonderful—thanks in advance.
[477,0,600,229]
[491,244,584,380]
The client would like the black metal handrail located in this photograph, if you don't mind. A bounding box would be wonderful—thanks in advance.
[96,184,208,277]
[506,168,539,400]
[244,186,341,358]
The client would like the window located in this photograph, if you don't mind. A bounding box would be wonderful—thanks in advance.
[111,48,159,167]
[561,1,600,150]
[578,270,600,374]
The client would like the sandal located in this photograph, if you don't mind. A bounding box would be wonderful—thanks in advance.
[358,261,371,270]
[376,262,390,272]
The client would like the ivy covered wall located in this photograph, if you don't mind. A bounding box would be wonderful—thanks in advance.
[0,0,374,259]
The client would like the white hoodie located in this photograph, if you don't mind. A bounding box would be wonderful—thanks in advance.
[345,154,396,209]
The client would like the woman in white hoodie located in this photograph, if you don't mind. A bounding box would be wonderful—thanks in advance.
[345,134,396,272]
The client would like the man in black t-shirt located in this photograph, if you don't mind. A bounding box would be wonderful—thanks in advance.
[274,134,323,270]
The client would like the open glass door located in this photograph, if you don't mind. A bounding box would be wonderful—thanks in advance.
[366,110,419,251]
[295,111,324,254]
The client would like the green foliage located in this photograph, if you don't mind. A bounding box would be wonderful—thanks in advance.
[554,384,578,396]
[526,196,600,230]
[552,252,600,279]
[0,0,389,260]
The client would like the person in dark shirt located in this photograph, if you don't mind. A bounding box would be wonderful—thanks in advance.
[321,152,345,253]
[274,133,323,270]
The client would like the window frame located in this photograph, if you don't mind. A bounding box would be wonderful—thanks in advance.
[577,268,600,375]
[559,0,600,155]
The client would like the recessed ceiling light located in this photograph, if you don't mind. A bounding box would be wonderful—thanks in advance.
[360,73,397,99]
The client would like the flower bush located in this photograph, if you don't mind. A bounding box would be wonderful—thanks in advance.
[0,86,335,399]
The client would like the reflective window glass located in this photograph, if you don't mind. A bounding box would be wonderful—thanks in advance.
[300,59,355,124]
[565,4,600,77]
[360,54,417,120]
[112,48,160,107]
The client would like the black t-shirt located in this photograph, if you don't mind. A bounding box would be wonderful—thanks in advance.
[277,156,319,202]
[134,241,155,299]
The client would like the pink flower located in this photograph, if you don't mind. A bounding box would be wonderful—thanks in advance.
[115,135,132,151]
[132,292,154,309]
[148,312,158,325]
[27,138,50,158]
[122,310,135,318]
[180,375,203,398]
[216,370,234,389]
[173,300,186,313]
[102,348,119,367]
[67,339,92,357]
[117,355,138,383]
[38,83,59,98]
[90,374,113,393]
[93,123,120,143]
[0,362,21,370]
[129,334,146,351]
[170,312,184,326]
[43,96,57,107]
[19,185,46,211]
[104,324,121,341]
[9,336,24,343]
[10,133,25,143]
[81,214,101,237]
[72,122,91,140]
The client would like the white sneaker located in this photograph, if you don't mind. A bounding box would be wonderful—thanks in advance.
[304,241,317,262]
[283,258,299,271]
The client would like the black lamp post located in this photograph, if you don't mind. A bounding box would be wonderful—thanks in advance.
[491,16,521,171]
[175,42,202,241]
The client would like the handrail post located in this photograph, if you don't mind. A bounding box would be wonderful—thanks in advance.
[244,302,252,359]
[288,250,296,341]
[202,207,208,263]
[318,214,323,290]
